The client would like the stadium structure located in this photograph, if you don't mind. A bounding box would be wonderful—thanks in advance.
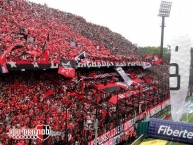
[0,0,170,145]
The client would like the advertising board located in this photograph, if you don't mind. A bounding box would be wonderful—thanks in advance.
[148,118,193,144]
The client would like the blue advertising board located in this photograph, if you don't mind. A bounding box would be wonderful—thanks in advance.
[148,118,193,144]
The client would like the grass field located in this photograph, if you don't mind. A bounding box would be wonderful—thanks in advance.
[180,112,193,123]
[165,100,193,123]
[141,138,190,145]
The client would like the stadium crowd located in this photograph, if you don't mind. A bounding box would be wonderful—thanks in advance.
[0,0,169,144]
[0,67,169,145]
[0,0,141,63]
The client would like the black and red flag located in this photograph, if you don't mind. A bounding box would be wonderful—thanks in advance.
[75,51,86,63]
[94,83,121,93]
[58,58,77,78]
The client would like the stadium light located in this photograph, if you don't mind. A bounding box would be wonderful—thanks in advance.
[158,1,172,59]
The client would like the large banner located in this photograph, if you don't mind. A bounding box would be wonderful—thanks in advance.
[115,67,133,86]
[169,35,191,121]
[148,118,193,144]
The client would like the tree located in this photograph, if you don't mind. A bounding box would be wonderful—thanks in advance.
[140,46,170,63]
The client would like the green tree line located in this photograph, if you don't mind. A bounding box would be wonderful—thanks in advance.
[140,46,170,63]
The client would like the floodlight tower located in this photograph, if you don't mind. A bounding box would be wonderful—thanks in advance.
[158,1,172,59]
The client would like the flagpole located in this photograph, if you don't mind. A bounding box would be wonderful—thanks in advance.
[94,93,99,145]
[65,108,68,145]
[117,92,120,126]
[29,116,32,145]
[107,97,109,131]
[94,119,98,145]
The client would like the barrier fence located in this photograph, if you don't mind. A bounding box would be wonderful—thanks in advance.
[88,99,170,145]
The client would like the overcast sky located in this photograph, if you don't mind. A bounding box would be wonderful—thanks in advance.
[29,0,193,47]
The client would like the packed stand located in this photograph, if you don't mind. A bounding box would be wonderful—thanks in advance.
[0,66,169,145]
[0,0,142,64]
[0,0,170,145]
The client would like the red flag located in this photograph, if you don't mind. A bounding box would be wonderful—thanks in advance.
[153,55,162,64]
[109,96,118,104]
[153,55,159,61]
[143,76,152,83]
[0,45,15,73]
[58,58,76,78]
[28,50,41,56]
[97,95,101,103]
[42,90,54,99]
[0,54,6,65]
[0,55,8,73]
[58,67,75,78]
[42,50,49,60]
[66,100,73,107]
[154,58,162,65]
[145,54,153,60]
[132,78,144,84]
[20,50,41,57]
